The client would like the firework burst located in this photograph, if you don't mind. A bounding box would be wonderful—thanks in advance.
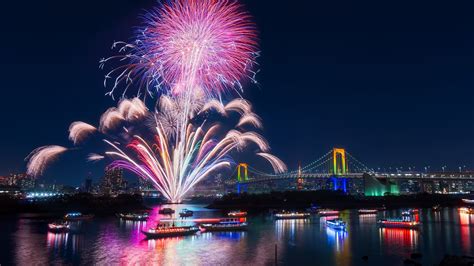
[101,0,258,98]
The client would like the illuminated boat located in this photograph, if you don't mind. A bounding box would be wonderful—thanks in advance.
[274,211,310,219]
[378,217,420,229]
[462,199,474,204]
[326,218,346,231]
[64,212,94,221]
[201,219,248,232]
[117,212,149,221]
[432,205,442,212]
[228,211,247,217]
[179,209,194,218]
[48,221,70,233]
[142,224,199,238]
[158,208,175,215]
[459,207,474,214]
[401,209,418,216]
[358,209,378,214]
[318,209,340,216]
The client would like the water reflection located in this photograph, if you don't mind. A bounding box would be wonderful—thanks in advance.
[275,218,310,240]
[5,206,473,265]
[326,227,347,252]
[459,211,473,253]
[379,228,419,253]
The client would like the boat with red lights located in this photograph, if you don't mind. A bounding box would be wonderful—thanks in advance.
[462,199,474,204]
[48,221,70,233]
[64,212,94,221]
[318,209,340,216]
[358,209,378,214]
[459,207,474,214]
[142,224,199,238]
[378,217,420,229]
[201,218,247,232]
[228,211,247,217]
[275,211,310,219]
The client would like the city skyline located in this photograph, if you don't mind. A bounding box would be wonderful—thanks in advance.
[0,0,473,184]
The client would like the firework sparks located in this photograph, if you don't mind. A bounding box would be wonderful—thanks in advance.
[101,0,258,98]
[69,122,97,145]
[257,153,287,174]
[237,113,262,129]
[26,146,68,177]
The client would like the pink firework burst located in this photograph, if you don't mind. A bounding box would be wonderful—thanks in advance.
[101,0,259,98]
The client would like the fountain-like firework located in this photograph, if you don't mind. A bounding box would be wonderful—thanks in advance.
[27,98,286,203]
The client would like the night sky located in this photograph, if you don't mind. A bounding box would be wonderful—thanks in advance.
[1,0,473,185]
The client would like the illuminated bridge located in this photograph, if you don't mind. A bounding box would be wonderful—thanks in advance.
[230,148,474,196]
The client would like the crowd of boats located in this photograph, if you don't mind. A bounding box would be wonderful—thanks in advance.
[47,203,474,239]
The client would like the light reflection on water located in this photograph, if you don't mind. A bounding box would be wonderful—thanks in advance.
[4,206,474,265]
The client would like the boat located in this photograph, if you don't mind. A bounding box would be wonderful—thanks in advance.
[462,199,474,204]
[117,212,149,221]
[142,224,199,238]
[48,221,70,233]
[459,207,474,214]
[64,212,94,221]
[378,216,420,229]
[228,211,247,217]
[432,205,442,212]
[358,209,378,214]
[274,211,310,219]
[401,209,418,216]
[179,209,194,218]
[200,218,247,232]
[318,209,340,216]
[158,208,175,215]
[326,218,346,231]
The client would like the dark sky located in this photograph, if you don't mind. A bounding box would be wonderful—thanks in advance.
[0,0,473,184]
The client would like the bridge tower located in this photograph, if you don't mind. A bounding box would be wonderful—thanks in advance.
[297,162,304,190]
[332,148,347,175]
[331,148,348,193]
[237,163,249,193]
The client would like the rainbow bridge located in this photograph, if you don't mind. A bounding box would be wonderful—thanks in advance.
[231,148,474,195]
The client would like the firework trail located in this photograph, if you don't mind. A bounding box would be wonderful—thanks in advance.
[101,0,258,98]
[26,146,68,177]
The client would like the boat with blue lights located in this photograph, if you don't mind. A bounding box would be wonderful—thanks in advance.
[64,212,94,221]
[274,211,310,219]
[200,218,247,232]
[117,212,149,221]
[179,209,194,218]
[142,224,199,238]
[326,218,346,231]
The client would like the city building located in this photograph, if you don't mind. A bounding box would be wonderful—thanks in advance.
[100,167,127,195]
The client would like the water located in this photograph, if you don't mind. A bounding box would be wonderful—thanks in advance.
[1,206,473,265]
